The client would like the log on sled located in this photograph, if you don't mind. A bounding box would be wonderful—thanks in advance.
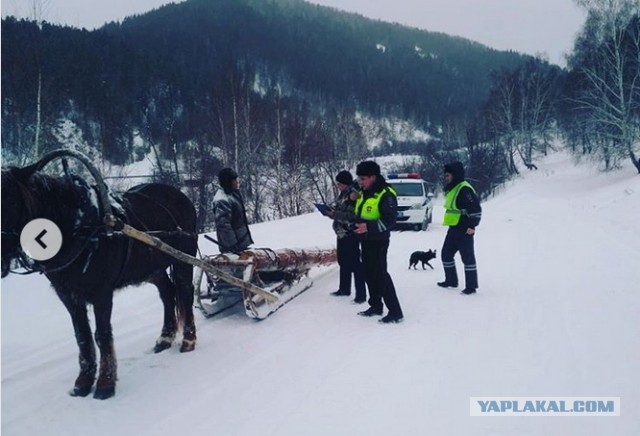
[194,247,337,319]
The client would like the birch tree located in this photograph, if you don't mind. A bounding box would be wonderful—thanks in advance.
[30,0,51,159]
[569,0,640,172]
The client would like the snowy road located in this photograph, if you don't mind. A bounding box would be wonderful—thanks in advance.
[2,153,639,435]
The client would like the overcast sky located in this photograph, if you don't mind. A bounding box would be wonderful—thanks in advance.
[1,0,586,66]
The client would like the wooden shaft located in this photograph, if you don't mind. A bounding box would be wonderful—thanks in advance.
[118,223,278,302]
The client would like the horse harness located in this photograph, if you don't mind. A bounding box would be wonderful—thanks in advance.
[3,173,112,276]
[5,169,195,281]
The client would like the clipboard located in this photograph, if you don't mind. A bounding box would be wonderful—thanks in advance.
[314,203,332,216]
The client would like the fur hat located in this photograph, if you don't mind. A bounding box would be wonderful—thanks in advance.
[356,160,381,176]
[218,167,238,189]
[444,161,465,180]
[335,170,353,185]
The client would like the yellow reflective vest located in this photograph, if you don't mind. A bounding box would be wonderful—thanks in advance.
[355,186,397,220]
[443,181,475,226]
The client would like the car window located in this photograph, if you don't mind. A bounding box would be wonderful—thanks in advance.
[423,182,431,196]
[389,182,424,196]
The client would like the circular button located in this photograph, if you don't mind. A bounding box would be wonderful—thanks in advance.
[19,219,63,261]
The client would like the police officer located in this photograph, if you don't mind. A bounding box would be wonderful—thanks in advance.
[437,161,482,294]
[353,161,404,323]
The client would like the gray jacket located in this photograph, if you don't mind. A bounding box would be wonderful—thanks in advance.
[212,187,254,253]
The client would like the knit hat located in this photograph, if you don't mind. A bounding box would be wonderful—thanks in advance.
[335,170,353,185]
[218,167,238,189]
[356,160,381,176]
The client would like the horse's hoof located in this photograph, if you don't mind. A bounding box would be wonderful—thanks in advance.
[154,334,174,353]
[69,385,92,397]
[153,341,172,353]
[93,386,115,400]
[180,339,196,353]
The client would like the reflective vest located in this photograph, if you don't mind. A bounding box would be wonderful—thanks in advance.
[355,186,397,220]
[443,181,475,226]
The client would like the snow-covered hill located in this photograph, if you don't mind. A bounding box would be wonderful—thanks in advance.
[2,152,639,435]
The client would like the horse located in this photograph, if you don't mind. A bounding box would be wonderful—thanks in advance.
[1,160,198,400]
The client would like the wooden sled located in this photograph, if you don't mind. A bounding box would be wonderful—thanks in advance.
[194,248,337,319]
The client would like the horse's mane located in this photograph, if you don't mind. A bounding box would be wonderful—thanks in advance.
[2,168,87,232]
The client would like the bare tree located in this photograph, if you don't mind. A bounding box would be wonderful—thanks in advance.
[269,86,287,219]
[570,0,640,172]
[486,71,520,174]
[486,59,560,173]
[518,59,559,161]
[237,85,268,223]
[30,0,52,158]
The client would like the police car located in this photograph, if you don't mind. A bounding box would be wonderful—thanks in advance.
[386,173,434,231]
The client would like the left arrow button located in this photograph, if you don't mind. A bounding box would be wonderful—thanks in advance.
[20,219,63,261]
[35,229,49,249]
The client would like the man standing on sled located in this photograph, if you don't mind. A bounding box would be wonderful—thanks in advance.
[212,168,253,254]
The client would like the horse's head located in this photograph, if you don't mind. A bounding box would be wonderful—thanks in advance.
[1,165,39,277]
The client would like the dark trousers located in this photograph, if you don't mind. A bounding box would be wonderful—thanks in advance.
[337,235,366,300]
[441,229,478,289]
[361,239,403,317]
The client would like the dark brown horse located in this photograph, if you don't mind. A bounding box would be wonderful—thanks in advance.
[1,160,198,400]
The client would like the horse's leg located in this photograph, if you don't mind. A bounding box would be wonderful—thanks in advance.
[92,292,117,400]
[174,262,197,353]
[57,292,97,397]
[148,270,178,353]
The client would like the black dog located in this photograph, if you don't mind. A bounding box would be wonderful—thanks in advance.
[409,249,437,270]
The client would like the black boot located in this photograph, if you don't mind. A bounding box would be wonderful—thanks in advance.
[379,313,404,324]
[461,288,476,295]
[331,290,350,296]
[358,306,383,317]
[464,267,478,290]
[437,281,458,288]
